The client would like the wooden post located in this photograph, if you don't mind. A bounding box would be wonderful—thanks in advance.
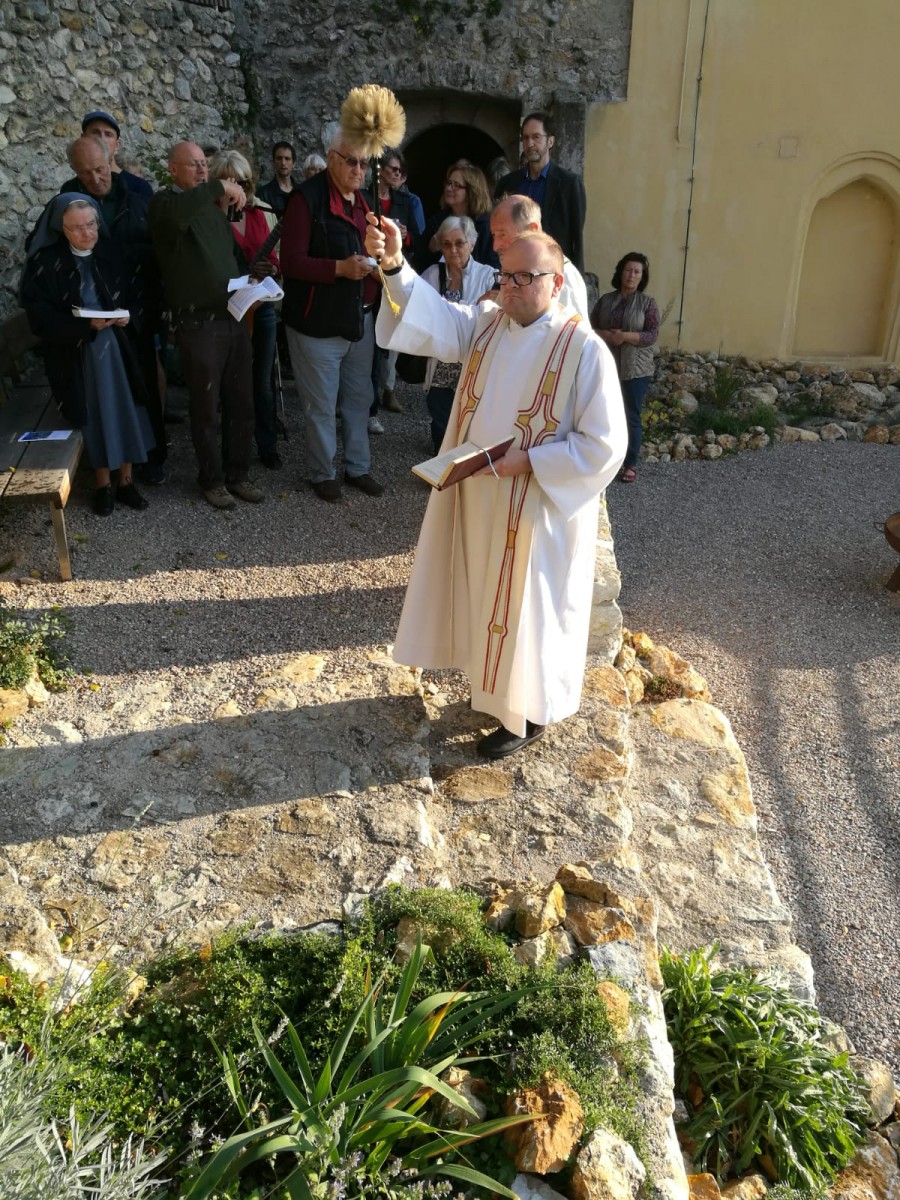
[49,500,72,581]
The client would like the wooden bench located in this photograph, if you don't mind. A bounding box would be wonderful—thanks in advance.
[0,383,84,581]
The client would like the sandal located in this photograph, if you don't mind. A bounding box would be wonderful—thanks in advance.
[619,467,637,483]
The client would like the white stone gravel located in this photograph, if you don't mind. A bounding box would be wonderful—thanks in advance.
[608,441,900,1077]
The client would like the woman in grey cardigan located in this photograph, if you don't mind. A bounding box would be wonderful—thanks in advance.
[591,252,660,483]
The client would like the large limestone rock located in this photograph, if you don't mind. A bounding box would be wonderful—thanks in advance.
[505,1075,584,1174]
[0,865,64,982]
[863,424,890,444]
[830,1132,900,1199]
[721,1176,768,1200]
[687,1176,721,1200]
[563,895,636,946]
[512,1175,568,1200]
[570,1126,647,1200]
[0,688,28,723]
[515,882,566,937]
[650,699,744,759]
[442,766,514,802]
[851,1055,897,1126]
[740,384,778,406]
[645,645,712,702]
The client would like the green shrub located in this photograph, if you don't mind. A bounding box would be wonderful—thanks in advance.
[1,888,648,1196]
[702,363,747,411]
[0,598,71,690]
[365,889,646,1156]
[182,939,529,1199]
[661,946,867,1188]
[641,394,683,441]
[689,403,777,441]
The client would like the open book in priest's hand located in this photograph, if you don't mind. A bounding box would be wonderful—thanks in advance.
[411,436,515,490]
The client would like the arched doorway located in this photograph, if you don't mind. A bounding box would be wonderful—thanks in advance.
[404,123,505,217]
[396,89,521,218]
[793,178,898,358]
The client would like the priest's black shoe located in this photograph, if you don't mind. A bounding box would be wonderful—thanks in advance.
[477,721,546,760]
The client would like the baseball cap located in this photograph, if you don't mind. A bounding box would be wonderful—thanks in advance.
[82,110,121,136]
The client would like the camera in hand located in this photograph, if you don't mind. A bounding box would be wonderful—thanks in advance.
[227,203,241,223]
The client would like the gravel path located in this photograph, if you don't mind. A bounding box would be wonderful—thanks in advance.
[607,442,900,1077]
[0,381,435,710]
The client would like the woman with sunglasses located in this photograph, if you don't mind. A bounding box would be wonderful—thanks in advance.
[422,162,497,270]
[208,150,282,469]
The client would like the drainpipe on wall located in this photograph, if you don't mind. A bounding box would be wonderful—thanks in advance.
[676,0,711,349]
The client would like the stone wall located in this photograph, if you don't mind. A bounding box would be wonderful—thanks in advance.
[0,0,250,319]
[0,0,634,322]
[236,0,634,173]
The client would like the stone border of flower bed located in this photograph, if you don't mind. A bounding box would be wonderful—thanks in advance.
[641,350,900,463]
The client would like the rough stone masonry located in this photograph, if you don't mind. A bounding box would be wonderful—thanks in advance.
[0,0,634,319]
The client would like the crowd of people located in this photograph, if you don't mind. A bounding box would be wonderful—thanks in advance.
[17,104,658,756]
[18,107,659,515]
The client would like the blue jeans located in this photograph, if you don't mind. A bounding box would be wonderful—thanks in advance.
[426,386,454,453]
[622,375,651,470]
[252,302,277,456]
[286,314,374,482]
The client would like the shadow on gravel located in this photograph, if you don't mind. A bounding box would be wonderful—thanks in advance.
[61,585,409,676]
[0,694,431,848]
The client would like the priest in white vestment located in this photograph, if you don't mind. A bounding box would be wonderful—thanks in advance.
[366,215,627,759]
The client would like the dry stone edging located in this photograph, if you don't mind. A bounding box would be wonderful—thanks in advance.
[642,351,900,465]
[2,502,899,1196]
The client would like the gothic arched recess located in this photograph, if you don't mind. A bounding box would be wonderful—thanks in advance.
[789,155,900,361]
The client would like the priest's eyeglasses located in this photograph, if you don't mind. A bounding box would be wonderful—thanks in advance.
[494,270,558,288]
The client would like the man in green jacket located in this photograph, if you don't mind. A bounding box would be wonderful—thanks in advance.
[149,141,263,510]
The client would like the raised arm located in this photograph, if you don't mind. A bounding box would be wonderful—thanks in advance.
[366,213,481,362]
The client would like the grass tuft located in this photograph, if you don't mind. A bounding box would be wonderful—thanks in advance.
[661,946,868,1189]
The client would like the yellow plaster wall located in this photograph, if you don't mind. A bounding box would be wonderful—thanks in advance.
[584,1,900,360]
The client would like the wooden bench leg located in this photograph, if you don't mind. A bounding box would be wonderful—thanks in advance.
[49,500,73,581]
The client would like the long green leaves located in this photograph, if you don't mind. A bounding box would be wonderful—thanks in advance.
[183,936,534,1198]
[661,946,868,1188]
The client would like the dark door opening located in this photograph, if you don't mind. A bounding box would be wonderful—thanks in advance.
[403,123,506,218]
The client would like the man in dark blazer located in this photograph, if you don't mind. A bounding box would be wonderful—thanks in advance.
[494,111,587,273]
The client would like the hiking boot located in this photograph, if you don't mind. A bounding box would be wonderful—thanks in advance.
[204,485,236,510]
[226,479,265,503]
[381,389,402,413]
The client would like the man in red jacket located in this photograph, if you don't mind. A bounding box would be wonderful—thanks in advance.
[279,133,384,503]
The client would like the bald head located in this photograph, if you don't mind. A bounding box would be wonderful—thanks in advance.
[68,136,112,198]
[491,194,543,254]
[168,140,208,189]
